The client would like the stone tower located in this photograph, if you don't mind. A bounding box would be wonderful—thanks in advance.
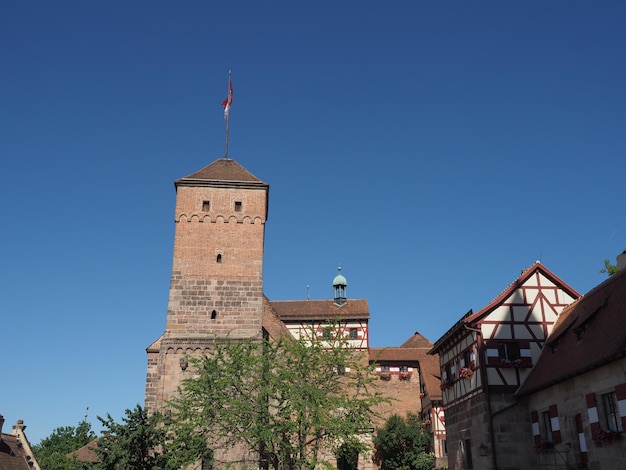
[145,157,269,414]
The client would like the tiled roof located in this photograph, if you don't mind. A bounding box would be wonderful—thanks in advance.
[370,347,424,363]
[176,158,267,184]
[0,434,34,470]
[400,331,434,349]
[69,438,99,463]
[269,299,369,321]
[262,296,292,340]
[517,267,626,395]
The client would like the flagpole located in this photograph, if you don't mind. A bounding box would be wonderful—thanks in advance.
[224,71,232,159]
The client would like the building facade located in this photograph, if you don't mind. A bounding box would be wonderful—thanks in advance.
[145,157,439,469]
[430,262,579,470]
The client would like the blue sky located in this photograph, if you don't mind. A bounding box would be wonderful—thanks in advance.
[2,1,625,444]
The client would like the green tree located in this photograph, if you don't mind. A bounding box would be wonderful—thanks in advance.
[167,324,387,470]
[374,413,435,470]
[600,258,619,277]
[32,419,96,470]
[95,404,194,470]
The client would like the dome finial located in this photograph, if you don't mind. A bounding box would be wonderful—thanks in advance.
[333,264,347,306]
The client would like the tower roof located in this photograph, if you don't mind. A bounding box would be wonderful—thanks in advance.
[333,266,347,287]
[176,158,268,187]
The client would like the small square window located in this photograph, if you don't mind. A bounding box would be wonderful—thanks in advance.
[202,201,210,212]
[349,328,358,339]
[498,342,520,361]
[234,201,242,212]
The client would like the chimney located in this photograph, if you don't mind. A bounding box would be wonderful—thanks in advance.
[0,414,4,435]
[618,250,626,271]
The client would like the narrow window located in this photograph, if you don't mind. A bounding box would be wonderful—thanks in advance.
[463,349,472,368]
[234,201,242,212]
[603,392,622,432]
[216,253,222,263]
[202,200,210,212]
[349,328,358,339]
[542,411,554,443]
[464,439,473,469]
[211,310,217,320]
[337,364,345,375]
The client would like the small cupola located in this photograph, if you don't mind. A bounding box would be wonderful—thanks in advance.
[333,265,348,306]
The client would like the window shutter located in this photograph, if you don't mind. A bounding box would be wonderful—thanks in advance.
[530,410,540,440]
[575,414,588,469]
[485,340,500,366]
[586,393,600,443]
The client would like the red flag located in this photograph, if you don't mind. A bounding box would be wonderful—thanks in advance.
[222,79,233,119]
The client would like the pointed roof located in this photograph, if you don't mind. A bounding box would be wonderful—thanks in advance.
[175,158,268,189]
[262,296,292,341]
[517,267,626,395]
[430,262,580,354]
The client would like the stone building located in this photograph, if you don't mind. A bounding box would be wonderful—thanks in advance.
[429,262,579,470]
[145,157,439,469]
[517,254,626,469]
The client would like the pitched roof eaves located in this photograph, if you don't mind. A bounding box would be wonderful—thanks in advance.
[466,262,580,324]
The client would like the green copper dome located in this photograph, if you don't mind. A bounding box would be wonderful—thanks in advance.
[333,266,347,287]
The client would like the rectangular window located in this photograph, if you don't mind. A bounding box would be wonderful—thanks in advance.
[603,392,622,432]
[234,201,242,212]
[463,349,472,368]
[202,200,210,212]
[542,411,554,443]
[464,439,473,469]
[349,328,358,339]
[498,342,520,361]
[337,364,346,375]
[322,327,332,339]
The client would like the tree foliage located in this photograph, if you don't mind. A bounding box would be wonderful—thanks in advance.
[32,419,96,470]
[167,324,388,470]
[373,413,435,470]
[600,258,619,277]
[95,405,190,470]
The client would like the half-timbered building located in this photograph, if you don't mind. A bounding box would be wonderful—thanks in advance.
[517,254,626,469]
[429,262,579,470]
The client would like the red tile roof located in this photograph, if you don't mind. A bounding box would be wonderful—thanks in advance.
[177,158,267,184]
[517,268,626,395]
[0,434,34,470]
[262,296,292,340]
[269,299,369,321]
[69,438,99,463]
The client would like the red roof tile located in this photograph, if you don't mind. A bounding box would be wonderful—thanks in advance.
[517,268,626,395]
[269,299,369,321]
[0,434,34,470]
[177,158,267,184]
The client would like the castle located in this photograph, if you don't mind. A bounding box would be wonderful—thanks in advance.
[144,157,439,469]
